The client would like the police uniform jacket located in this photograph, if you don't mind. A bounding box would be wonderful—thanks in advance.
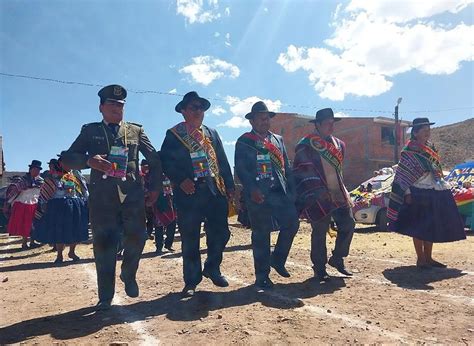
[62,121,162,201]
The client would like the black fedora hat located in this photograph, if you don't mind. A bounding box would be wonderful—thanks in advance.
[29,160,42,170]
[245,101,276,120]
[309,108,341,123]
[409,117,435,127]
[175,91,211,113]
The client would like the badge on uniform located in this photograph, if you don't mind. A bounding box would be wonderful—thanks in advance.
[103,146,128,181]
[256,154,273,181]
[190,150,211,181]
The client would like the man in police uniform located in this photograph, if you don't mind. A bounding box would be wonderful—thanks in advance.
[160,91,234,297]
[61,84,162,310]
[235,101,299,290]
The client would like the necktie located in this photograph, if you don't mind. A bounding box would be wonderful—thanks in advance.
[108,123,119,136]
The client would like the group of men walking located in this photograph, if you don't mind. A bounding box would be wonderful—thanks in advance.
[61,84,355,310]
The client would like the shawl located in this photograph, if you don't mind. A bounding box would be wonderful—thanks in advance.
[387,140,443,222]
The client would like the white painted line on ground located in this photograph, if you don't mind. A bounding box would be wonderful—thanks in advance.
[351,255,474,276]
[224,274,412,343]
[82,264,160,346]
[286,260,474,306]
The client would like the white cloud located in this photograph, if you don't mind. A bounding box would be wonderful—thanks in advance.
[334,111,350,118]
[277,0,474,101]
[176,0,221,24]
[346,0,472,23]
[179,56,240,86]
[214,32,221,37]
[224,7,230,16]
[225,33,231,47]
[211,105,226,116]
[218,96,282,128]
[168,88,177,94]
[223,140,236,146]
[263,7,268,12]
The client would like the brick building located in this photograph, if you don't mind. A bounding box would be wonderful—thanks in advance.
[270,113,411,189]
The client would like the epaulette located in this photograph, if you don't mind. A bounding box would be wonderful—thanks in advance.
[127,122,143,128]
[81,122,102,130]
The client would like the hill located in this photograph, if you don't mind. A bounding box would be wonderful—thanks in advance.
[430,118,474,169]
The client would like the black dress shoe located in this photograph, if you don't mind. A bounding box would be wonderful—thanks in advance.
[164,245,175,252]
[270,259,291,278]
[96,300,112,311]
[328,256,353,276]
[314,270,332,282]
[182,285,196,297]
[120,274,139,298]
[202,269,229,287]
[255,278,274,290]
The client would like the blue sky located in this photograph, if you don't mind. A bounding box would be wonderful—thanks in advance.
[1,0,473,171]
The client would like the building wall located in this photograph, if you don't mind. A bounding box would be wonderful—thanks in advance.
[270,113,409,189]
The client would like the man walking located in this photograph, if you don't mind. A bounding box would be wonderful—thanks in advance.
[293,108,354,281]
[235,101,299,290]
[62,84,162,310]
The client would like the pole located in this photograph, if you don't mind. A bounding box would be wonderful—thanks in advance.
[394,104,399,164]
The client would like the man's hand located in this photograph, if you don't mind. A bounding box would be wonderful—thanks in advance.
[250,189,265,204]
[87,155,112,173]
[145,191,159,207]
[180,178,196,195]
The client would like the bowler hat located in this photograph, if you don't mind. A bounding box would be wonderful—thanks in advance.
[175,91,211,113]
[29,160,42,170]
[140,159,149,166]
[245,101,276,120]
[98,84,127,104]
[309,108,341,123]
[409,117,435,127]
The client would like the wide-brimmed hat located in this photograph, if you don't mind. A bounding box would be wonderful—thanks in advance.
[245,101,276,120]
[309,108,341,123]
[175,91,211,113]
[409,117,435,127]
[28,160,42,170]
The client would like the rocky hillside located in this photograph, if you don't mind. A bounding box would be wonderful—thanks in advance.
[430,117,474,169]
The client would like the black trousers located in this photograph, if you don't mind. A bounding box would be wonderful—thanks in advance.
[246,191,299,281]
[310,207,355,272]
[176,184,230,286]
[155,220,177,250]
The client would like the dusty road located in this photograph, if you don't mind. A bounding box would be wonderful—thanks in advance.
[1,219,473,344]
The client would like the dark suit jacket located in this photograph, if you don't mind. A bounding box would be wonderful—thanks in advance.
[160,124,234,202]
[235,130,295,200]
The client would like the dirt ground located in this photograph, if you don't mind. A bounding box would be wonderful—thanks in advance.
[1,218,473,345]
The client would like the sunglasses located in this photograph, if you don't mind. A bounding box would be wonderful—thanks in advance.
[188,103,205,112]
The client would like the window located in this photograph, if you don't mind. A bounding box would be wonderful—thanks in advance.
[381,126,395,145]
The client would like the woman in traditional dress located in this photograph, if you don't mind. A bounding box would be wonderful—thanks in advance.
[387,118,466,268]
[4,160,44,250]
[32,158,89,263]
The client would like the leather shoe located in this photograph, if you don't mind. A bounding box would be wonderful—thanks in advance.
[270,258,291,278]
[95,299,112,311]
[255,277,274,290]
[120,274,139,298]
[202,269,229,287]
[314,270,331,282]
[328,256,353,276]
[182,285,196,297]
